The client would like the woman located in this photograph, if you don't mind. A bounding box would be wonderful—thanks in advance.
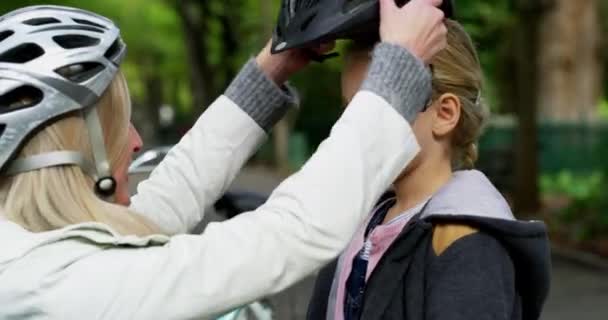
[302,7,551,320]
[0,2,447,319]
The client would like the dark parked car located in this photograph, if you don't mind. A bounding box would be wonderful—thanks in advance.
[129,146,268,221]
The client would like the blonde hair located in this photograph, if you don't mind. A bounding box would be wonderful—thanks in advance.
[0,71,162,236]
[347,20,489,170]
[429,20,489,170]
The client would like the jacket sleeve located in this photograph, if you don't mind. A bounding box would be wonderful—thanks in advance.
[49,90,421,319]
[129,60,297,235]
[48,44,430,319]
[425,232,517,320]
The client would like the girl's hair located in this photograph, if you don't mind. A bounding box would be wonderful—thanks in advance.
[348,20,489,170]
[0,71,162,236]
[429,20,489,170]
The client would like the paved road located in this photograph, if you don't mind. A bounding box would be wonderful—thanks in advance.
[541,257,608,320]
[131,167,608,319]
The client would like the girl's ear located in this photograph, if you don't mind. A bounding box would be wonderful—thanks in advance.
[432,93,461,138]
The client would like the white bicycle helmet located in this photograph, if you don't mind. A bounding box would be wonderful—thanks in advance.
[0,5,127,197]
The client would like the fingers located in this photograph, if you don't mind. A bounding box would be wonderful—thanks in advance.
[313,41,336,54]
[379,0,448,62]
[380,0,397,15]
[419,0,443,7]
[428,24,448,60]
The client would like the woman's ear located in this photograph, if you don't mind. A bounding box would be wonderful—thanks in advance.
[431,93,461,138]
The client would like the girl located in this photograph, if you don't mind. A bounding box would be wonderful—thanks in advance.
[307,18,551,320]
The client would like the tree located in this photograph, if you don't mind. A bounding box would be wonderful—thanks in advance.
[174,0,215,110]
[512,0,554,214]
[537,0,603,121]
[258,0,291,173]
[0,0,189,145]
[172,0,247,113]
[603,1,608,98]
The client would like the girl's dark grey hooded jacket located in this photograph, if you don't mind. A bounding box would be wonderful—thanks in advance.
[307,170,551,320]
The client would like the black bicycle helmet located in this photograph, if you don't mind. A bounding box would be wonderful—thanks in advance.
[272,0,454,54]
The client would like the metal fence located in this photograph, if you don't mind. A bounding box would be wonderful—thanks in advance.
[253,120,608,193]
[479,121,608,175]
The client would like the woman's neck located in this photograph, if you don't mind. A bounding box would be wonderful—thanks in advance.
[384,157,453,224]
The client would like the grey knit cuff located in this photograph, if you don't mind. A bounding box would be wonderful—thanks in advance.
[225,59,299,132]
[361,42,432,124]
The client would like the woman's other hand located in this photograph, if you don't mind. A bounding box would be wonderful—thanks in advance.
[256,40,335,85]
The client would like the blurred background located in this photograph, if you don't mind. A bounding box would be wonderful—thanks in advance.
[2,0,608,319]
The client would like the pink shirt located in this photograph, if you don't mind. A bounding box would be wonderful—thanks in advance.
[333,198,428,320]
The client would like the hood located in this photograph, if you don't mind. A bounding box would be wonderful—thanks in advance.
[420,170,551,320]
[422,170,515,221]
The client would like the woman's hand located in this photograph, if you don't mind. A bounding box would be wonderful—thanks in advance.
[380,0,448,63]
[256,40,335,85]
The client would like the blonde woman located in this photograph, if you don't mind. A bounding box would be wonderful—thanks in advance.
[0,2,448,319]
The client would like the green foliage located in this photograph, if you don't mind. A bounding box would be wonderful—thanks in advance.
[0,0,189,112]
[0,0,521,128]
[541,171,603,201]
[2,1,606,155]
[453,0,514,113]
[541,171,608,241]
[601,0,608,96]
[599,99,608,120]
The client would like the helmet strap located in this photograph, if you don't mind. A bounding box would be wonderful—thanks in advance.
[2,106,116,201]
[4,151,95,177]
[82,105,116,201]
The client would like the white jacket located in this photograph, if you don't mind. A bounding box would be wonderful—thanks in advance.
[0,91,419,319]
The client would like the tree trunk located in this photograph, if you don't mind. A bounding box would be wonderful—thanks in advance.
[175,0,215,111]
[538,0,603,121]
[218,0,240,90]
[512,0,552,214]
[175,0,247,114]
[260,0,292,173]
[132,69,163,147]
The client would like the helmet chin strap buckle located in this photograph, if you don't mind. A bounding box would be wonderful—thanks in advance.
[307,50,340,63]
[83,104,116,200]
[95,176,117,197]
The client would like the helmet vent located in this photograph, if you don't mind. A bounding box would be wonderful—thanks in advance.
[0,30,14,43]
[296,0,321,10]
[275,25,283,38]
[32,25,104,34]
[23,17,61,26]
[344,0,371,12]
[0,124,5,137]
[0,86,43,114]
[104,39,122,60]
[72,18,107,30]
[300,12,318,31]
[55,62,105,83]
[0,43,44,63]
[53,34,100,49]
